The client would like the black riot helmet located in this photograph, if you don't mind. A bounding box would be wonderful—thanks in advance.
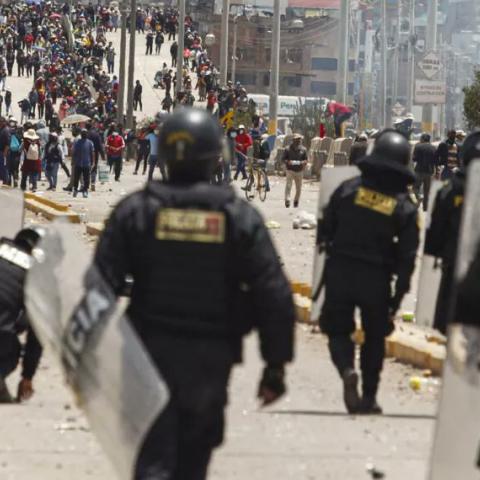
[158,108,224,183]
[372,130,411,166]
[14,226,45,253]
[358,129,415,183]
[460,131,480,168]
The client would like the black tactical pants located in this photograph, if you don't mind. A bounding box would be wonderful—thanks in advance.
[134,333,234,480]
[0,333,21,378]
[320,257,391,398]
[433,264,453,335]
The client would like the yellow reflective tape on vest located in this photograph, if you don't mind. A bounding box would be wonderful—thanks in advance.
[354,187,397,216]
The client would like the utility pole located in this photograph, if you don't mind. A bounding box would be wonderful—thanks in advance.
[125,0,136,130]
[422,0,437,135]
[336,0,350,104]
[392,0,401,105]
[219,0,230,85]
[117,1,127,124]
[231,16,238,85]
[176,0,186,95]
[268,0,280,136]
[380,0,388,127]
[406,0,415,112]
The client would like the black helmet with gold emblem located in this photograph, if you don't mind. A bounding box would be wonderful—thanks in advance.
[158,107,224,183]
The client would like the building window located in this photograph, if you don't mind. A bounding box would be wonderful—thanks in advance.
[283,75,302,87]
[236,73,257,86]
[311,81,337,95]
[282,48,302,64]
[311,57,338,71]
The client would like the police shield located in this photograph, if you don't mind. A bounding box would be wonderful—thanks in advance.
[0,189,24,239]
[429,159,480,480]
[415,180,444,328]
[25,222,169,480]
[311,166,360,322]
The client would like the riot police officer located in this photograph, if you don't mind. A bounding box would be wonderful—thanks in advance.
[318,130,419,414]
[425,131,480,334]
[93,108,295,479]
[0,227,43,403]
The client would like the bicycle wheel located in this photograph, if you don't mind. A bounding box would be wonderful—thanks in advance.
[257,170,268,202]
[245,173,255,202]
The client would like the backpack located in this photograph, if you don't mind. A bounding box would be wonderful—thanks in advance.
[9,134,20,152]
[26,143,39,160]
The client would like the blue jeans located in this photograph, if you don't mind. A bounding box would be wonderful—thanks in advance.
[234,152,247,179]
[46,162,60,188]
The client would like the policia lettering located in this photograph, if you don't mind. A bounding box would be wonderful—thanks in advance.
[156,209,225,243]
[355,187,397,216]
[318,131,419,415]
[92,109,295,480]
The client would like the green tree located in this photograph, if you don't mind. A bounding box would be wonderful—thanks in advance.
[463,70,480,130]
[290,99,333,148]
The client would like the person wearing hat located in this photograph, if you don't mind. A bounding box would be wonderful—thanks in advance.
[283,133,307,208]
[317,130,419,414]
[349,133,368,166]
[20,128,40,191]
[233,124,252,181]
[424,131,480,335]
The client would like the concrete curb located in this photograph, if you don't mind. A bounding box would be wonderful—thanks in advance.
[291,280,446,375]
[86,222,104,236]
[24,197,81,223]
[24,192,70,212]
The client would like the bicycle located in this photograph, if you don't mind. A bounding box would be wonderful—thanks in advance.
[244,157,269,202]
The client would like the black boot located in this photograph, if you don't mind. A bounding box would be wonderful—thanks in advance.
[342,368,360,414]
[358,396,383,415]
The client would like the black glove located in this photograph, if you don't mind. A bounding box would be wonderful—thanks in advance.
[257,365,286,407]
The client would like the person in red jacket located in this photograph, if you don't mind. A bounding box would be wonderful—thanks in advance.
[234,124,252,181]
[327,101,353,138]
[106,130,125,181]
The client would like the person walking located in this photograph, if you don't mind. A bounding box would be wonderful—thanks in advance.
[44,132,64,191]
[412,133,436,211]
[283,134,308,208]
[233,125,252,181]
[0,116,10,184]
[133,80,143,112]
[72,129,94,198]
[93,108,295,479]
[435,129,459,180]
[146,127,166,181]
[318,130,419,414]
[170,41,178,67]
[106,130,125,182]
[19,129,41,192]
[145,31,154,55]
[134,129,149,175]
[106,44,115,74]
[155,31,164,54]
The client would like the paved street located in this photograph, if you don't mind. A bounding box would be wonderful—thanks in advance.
[0,28,439,480]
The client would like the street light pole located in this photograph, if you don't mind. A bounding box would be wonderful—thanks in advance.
[125,0,136,130]
[116,1,127,124]
[337,0,350,104]
[268,0,280,136]
[219,0,230,86]
[176,0,186,96]
[422,0,437,135]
